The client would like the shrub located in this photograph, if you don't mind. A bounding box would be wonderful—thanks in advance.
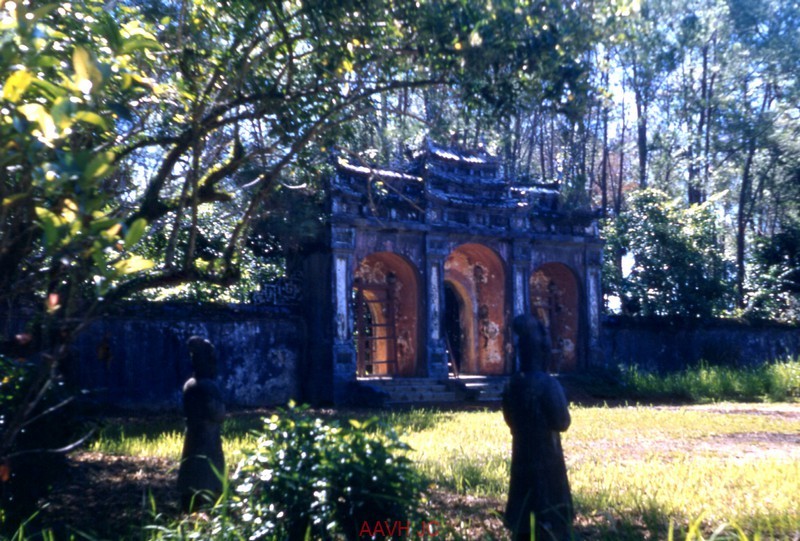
[228,403,425,540]
[766,360,800,401]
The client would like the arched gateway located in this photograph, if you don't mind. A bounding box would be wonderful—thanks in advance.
[530,263,581,372]
[299,140,602,404]
[353,252,421,377]
[444,244,508,375]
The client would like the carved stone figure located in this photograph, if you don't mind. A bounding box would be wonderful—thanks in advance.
[502,315,573,541]
[177,336,225,511]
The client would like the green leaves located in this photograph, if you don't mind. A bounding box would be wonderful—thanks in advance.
[83,151,116,180]
[0,0,169,319]
[113,255,155,275]
[124,218,148,250]
[229,403,424,540]
[73,111,109,130]
[120,34,164,54]
[603,189,733,318]
[72,46,104,94]
[2,70,34,102]
[18,103,58,142]
[34,206,63,248]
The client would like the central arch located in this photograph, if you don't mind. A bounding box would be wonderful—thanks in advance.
[443,280,468,375]
[443,243,509,375]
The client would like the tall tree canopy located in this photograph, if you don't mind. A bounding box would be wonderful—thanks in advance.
[0,0,596,345]
[0,0,598,489]
[580,0,800,321]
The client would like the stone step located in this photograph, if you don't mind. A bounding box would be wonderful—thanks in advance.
[362,377,445,386]
[451,376,509,402]
[386,390,458,404]
[463,381,506,399]
[359,378,457,405]
[356,376,510,405]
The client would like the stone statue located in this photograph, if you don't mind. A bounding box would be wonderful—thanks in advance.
[177,336,225,511]
[502,315,573,541]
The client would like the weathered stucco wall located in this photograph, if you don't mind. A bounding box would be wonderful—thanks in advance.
[13,303,799,411]
[68,303,303,410]
[601,317,800,372]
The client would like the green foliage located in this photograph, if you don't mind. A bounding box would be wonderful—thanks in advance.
[603,189,734,318]
[0,356,26,415]
[246,183,327,270]
[0,4,163,526]
[2,0,605,310]
[0,2,159,305]
[765,361,800,402]
[84,406,425,540]
[749,221,800,322]
[227,403,424,540]
[619,360,800,403]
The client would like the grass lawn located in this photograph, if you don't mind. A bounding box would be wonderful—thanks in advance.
[70,401,800,540]
[401,404,800,539]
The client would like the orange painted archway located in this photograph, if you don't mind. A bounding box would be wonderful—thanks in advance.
[529,263,580,372]
[353,252,420,376]
[444,244,508,375]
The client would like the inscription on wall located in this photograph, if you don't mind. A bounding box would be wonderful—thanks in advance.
[250,278,303,306]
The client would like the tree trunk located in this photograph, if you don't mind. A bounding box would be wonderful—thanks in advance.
[736,136,757,308]
[634,85,648,188]
[539,115,547,181]
[600,103,610,217]
[614,77,627,216]
[736,82,771,308]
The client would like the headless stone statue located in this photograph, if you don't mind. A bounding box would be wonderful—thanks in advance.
[502,315,573,541]
[177,336,225,511]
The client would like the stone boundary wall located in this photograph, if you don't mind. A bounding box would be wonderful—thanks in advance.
[65,303,304,410]
[600,316,800,372]
[7,305,798,409]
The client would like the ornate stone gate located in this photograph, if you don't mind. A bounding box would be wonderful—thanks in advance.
[299,140,602,404]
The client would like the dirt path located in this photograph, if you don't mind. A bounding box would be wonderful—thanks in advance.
[38,452,179,540]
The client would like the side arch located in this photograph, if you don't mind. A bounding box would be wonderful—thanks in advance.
[353,252,421,376]
[529,263,581,372]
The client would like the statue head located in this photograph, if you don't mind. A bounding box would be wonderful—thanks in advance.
[188,336,217,379]
[512,314,550,373]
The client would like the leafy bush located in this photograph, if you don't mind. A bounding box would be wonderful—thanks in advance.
[766,361,800,401]
[603,189,734,318]
[227,403,424,540]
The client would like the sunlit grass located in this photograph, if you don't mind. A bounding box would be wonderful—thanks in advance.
[398,405,800,539]
[87,398,800,538]
[87,415,260,463]
[621,359,800,402]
